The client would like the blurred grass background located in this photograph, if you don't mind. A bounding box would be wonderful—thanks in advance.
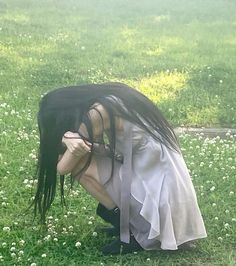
[1,0,236,128]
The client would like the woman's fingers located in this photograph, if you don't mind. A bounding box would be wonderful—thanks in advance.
[71,139,91,156]
[83,139,92,148]
[62,136,92,156]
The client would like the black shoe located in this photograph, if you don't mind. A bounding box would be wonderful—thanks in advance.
[96,226,120,237]
[96,203,120,230]
[102,235,143,255]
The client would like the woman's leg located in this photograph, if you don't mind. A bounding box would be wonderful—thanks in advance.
[73,156,116,210]
[73,156,143,255]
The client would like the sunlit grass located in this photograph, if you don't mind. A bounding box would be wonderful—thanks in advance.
[126,71,189,103]
[224,37,236,45]
[186,106,220,126]
[0,12,30,24]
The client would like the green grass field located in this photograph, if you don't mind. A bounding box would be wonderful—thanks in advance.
[0,0,236,265]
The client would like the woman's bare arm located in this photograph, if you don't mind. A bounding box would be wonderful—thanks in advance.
[57,145,89,175]
[57,103,121,175]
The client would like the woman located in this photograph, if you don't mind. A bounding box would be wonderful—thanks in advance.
[34,82,207,255]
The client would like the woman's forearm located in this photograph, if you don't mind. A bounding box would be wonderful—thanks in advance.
[57,149,88,175]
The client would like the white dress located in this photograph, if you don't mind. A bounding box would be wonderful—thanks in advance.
[94,118,207,250]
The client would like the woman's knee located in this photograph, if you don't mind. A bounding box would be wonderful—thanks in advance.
[78,174,92,187]
[83,157,101,183]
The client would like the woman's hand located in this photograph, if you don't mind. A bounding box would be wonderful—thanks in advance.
[62,131,91,157]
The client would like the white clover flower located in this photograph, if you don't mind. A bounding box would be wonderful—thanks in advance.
[92,232,98,237]
[210,186,215,192]
[147,258,151,261]
[225,210,229,214]
[19,240,25,246]
[232,218,236,222]
[219,80,223,83]
[88,221,93,225]
[214,217,218,220]
[212,203,216,207]
[53,238,58,242]
[31,263,36,266]
[3,226,10,232]
[224,223,229,228]
[229,191,234,196]
[11,252,16,257]
[19,166,25,172]
[75,241,81,248]
[10,246,16,252]
[18,250,24,256]
[217,237,223,241]
[2,242,7,247]
[41,254,47,258]
[43,235,51,241]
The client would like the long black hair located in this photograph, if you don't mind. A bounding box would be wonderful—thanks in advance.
[33,82,181,222]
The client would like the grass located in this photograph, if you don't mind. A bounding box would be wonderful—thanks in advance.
[0,0,236,265]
